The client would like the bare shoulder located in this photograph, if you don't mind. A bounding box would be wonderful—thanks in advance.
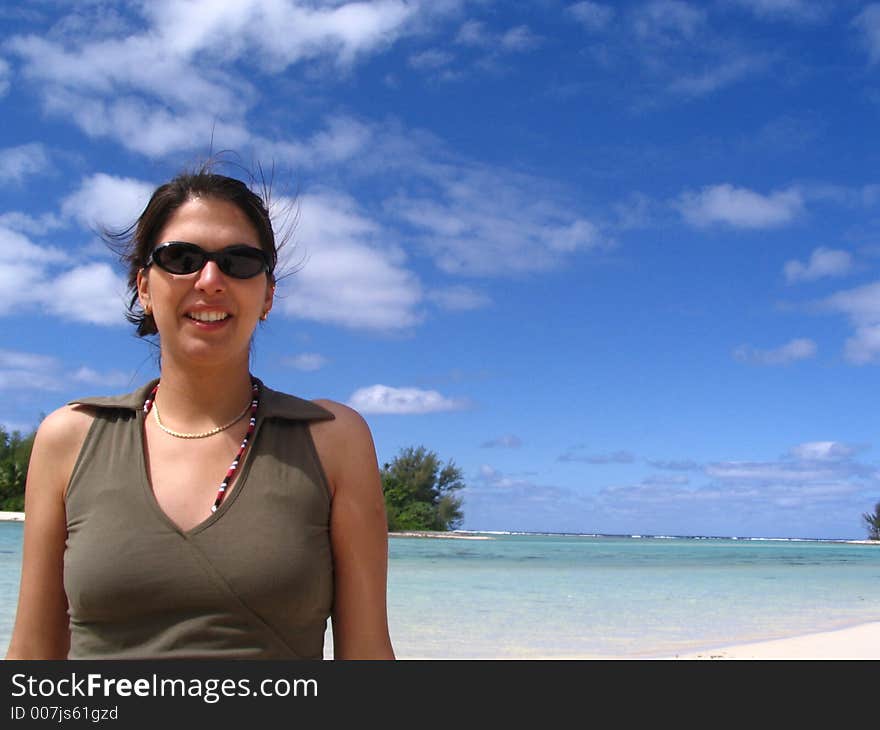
[308,399,379,497]
[36,404,95,452]
[310,399,371,436]
[30,404,95,491]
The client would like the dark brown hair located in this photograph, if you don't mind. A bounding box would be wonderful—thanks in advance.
[105,160,280,337]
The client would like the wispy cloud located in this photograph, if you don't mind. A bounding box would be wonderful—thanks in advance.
[347,384,469,414]
[387,157,608,276]
[784,247,853,283]
[0,57,9,96]
[62,173,155,232]
[0,143,50,184]
[39,264,128,326]
[787,441,860,462]
[454,20,541,52]
[730,0,828,23]
[677,183,804,228]
[568,2,615,31]
[823,280,880,364]
[0,350,132,391]
[669,53,769,96]
[278,190,423,331]
[733,338,817,365]
[558,447,636,464]
[6,1,446,157]
[630,1,707,45]
[853,4,880,65]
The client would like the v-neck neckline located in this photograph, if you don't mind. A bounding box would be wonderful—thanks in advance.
[136,405,264,537]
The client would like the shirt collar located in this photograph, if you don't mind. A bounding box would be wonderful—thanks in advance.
[68,377,335,422]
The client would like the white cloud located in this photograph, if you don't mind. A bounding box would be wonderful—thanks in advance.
[705,459,870,483]
[0,350,58,371]
[452,20,539,53]
[0,57,9,96]
[277,190,423,331]
[0,224,69,314]
[388,161,607,276]
[0,212,64,236]
[268,116,374,169]
[0,143,50,183]
[568,2,615,31]
[823,281,880,364]
[0,350,132,392]
[455,20,486,45]
[730,0,827,23]
[669,54,768,96]
[43,91,252,158]
[499,26,541,52]
[347,384,469,414]
[824,281,880,325]
[787,442,858,462]
[733,338,817,365]
[282,353,328,371]
[70,366,132,388]
[843,323,880,365]
[61,173,155,232]
[678,183,804,228]
[784,247,853,283]
[631,1,706,44]
[7,1,441,157]
[0,224,68,265]
[854,4,880,64]
[39,263,128,326]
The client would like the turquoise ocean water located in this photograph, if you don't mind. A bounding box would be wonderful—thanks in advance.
[2,523,879,659]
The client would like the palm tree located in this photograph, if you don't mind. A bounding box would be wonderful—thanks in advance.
[863,502,880,541]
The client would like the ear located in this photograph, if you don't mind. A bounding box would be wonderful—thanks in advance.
[263,282,275,317]
[136,268,151,313]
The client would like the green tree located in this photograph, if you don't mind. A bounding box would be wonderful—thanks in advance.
[381,446,465,531]
[0,426,35,512]
[863,502,880,541]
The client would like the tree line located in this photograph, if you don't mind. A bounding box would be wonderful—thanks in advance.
[0,427,34,512]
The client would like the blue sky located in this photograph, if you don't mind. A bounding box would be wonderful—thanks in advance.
[2,0,880,539]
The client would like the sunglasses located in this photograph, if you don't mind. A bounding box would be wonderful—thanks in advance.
[145,241,271,279]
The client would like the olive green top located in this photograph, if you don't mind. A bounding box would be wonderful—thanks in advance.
[63,378,335,659]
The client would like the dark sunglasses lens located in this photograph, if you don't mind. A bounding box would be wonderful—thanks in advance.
[218,249,267,278]
[154,244,204,274]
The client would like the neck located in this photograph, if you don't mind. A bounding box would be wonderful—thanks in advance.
[153,355,256,428]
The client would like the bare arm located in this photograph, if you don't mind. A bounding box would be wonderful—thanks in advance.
[310,401,395,660]
[5,406,92,659]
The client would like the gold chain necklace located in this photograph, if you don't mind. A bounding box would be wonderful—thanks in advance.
[151,388,252,439]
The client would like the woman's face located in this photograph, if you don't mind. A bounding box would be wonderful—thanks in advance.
[136,196,274,369]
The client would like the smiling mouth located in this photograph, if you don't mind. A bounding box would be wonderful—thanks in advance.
[186,311,230,322]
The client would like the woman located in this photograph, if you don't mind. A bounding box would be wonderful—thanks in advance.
[6,166,395,659]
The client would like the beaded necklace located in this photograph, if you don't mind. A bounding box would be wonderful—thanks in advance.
[143,380,260,513]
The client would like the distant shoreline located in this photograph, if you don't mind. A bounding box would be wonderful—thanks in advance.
[389,530,492,540]
[1,512,876,545]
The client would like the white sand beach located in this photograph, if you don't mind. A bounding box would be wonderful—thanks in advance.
[0,512,24,522]
[666,621,880,660]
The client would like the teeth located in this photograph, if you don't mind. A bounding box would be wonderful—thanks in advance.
[188,311,229,322]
